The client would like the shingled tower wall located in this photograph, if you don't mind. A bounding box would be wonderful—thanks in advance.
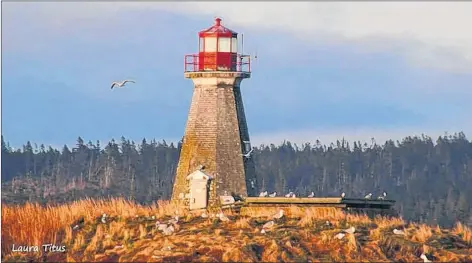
[171,71,257,206]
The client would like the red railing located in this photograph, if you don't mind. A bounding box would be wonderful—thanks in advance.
[184,53,251,73]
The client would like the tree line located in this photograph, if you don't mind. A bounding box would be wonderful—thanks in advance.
[1,133,471,228]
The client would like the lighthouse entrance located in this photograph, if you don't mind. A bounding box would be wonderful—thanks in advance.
[186,170,212,210]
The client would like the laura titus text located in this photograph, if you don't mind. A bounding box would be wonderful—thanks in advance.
[12,244,66,253]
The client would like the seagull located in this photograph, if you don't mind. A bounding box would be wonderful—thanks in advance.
[420,253,432,263]
[101,213,107,224]
[111,80,135,89]
[269,192,277,197]
[201,212,209,218]
[263,220,275,229]
[162,225,175,235]
[261,221,275,234]
[378,192,387,200]
[168,216,179,225]
[155,221,168,230]
[218,213,230,222]
[242,149,254,158]
[341,192,346,198]
[162,246,172,251]
[259,191,268,197]
[285,192,293,198]
[292,193,297,198]
[325,221,332,227]
[158,224,168,231]
[344,226,356,234]
[393,228,406,235]
[308,192,315,198]
[273,209,284,219]
[335,232,345,240]
[364,193,373,199]
[72,225,80,230]
[250,180,255,189]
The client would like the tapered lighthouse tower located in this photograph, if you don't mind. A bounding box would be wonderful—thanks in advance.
[171,18,257,208]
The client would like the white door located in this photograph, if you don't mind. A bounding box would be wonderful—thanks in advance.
[189,179,208,210]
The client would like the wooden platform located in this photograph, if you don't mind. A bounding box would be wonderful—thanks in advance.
[244,197,395,210]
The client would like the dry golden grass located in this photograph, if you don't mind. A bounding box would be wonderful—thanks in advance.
[411,224,433,243]
[2,198,471,263]
[453,222,472,246]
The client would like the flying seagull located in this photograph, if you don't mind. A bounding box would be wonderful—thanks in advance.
[111,80,135,89]
[242,149,254,158]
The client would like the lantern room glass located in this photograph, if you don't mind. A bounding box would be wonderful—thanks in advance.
[199,38,204,52]
[218,37,231,52]
[231,37,238,53]
[204,37,217,52]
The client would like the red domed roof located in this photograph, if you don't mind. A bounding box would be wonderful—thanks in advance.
[198,18,238,38]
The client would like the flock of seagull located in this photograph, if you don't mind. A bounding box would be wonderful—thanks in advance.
[105,78,432,262]
[75,208,432,263]
[258,190,388,200]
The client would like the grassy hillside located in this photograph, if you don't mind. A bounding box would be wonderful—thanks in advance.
[2,198,472,262]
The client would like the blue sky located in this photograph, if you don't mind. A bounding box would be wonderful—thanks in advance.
[2,2,472,149]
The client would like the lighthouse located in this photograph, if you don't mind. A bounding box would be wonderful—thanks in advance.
[171,18,258,209]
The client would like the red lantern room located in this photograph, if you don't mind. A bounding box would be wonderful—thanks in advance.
[184,18,250,73]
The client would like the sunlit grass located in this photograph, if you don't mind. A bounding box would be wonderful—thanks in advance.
[2,198,471,262]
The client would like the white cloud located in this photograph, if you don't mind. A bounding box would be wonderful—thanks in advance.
[4,2,472,73]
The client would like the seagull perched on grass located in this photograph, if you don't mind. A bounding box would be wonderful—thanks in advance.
[420,253,432,262]
[156,222,168,231]
[162,225,175,235]
[111,79,135,89]
[168,216,179,225]
[343,226,356,234]
[364,193,373,199]
[273,209,284,219]
[269,192,277,197]
[261,221,275,234]
[393,228,406,235]
[101,213,107,224]
[217,212,230,222]
[308,192,315,198]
